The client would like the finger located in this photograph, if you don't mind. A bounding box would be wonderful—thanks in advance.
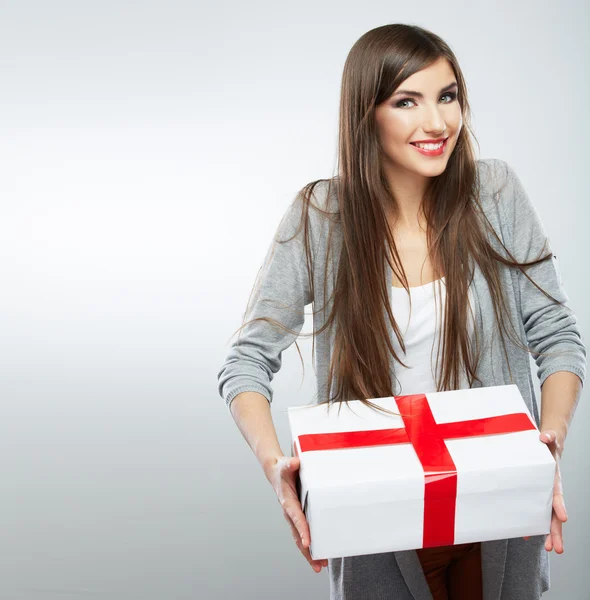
[550,513,564,554]
[282,456,300,474]
[286,515,316,568]
[540,430,559,445]
[553,464,563,493]
[280,496,311,549]
[285,511,328,571]
[545,532,552,552]
[280,460,328,570]
[553,492,568,523]
[540,430,562,458]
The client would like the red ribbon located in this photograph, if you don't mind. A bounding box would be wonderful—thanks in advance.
[294,393,536,548]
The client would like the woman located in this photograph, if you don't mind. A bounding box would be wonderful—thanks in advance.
[217,24,586,599]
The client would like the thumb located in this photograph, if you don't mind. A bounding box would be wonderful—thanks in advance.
[289,456,301,471]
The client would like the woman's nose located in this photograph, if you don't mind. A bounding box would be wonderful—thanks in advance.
[422,108,447,134]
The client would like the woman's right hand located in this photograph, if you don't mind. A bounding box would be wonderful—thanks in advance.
[266,455,329,573]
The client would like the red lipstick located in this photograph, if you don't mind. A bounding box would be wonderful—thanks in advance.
[410,137,449,157]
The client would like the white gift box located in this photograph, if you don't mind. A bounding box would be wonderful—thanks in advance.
[287,384,555,560]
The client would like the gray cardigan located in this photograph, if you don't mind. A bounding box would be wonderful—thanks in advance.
[217,158,586,599]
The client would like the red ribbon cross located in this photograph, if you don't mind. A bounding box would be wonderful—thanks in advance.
[294,393,535,548]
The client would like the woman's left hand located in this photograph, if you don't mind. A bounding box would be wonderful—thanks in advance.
[523,430,567,553]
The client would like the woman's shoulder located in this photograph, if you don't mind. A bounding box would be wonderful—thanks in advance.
[475,157,514,199]
[299,176,340,216]
[474,158,550,258]
[279,177,340,235]
[474,157,535,223]
[271,177,340,260]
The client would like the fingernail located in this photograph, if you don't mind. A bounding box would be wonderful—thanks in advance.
[543,433,551,441]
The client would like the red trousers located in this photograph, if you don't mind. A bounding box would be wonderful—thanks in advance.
[416,542,483,600]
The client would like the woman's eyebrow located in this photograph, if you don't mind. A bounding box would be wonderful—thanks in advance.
[392,82,458,98]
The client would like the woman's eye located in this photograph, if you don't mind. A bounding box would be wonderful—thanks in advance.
[395,91,457,109]
[395,98,416,109]
[441,92,457,103]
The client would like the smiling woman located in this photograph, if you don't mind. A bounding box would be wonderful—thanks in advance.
[217,22,586,600]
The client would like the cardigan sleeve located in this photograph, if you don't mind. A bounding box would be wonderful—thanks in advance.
[217,193,315,411]
[495,159,586,388]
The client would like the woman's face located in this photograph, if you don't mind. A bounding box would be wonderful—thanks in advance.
[375,57,463,180]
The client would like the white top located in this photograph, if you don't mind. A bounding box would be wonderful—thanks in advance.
[390,277,475,395]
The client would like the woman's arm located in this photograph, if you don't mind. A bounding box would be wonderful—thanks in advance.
[229,390,285,481]
[228,390,327,572]
[217,191,328,572]
[537,370,581,554]
[217,192,315,409]
[539,370,582,458]
[495,159,587,554]
[494,159,587,390]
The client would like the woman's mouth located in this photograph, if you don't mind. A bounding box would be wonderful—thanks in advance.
[410,137,449,157]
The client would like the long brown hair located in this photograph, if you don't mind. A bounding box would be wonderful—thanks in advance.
[231,23,566,416]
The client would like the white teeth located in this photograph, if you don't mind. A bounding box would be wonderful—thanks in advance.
[414,140,444,150]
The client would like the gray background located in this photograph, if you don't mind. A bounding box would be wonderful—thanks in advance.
[0,1,588,598]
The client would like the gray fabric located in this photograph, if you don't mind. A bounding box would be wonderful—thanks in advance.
[217,158,586,599]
